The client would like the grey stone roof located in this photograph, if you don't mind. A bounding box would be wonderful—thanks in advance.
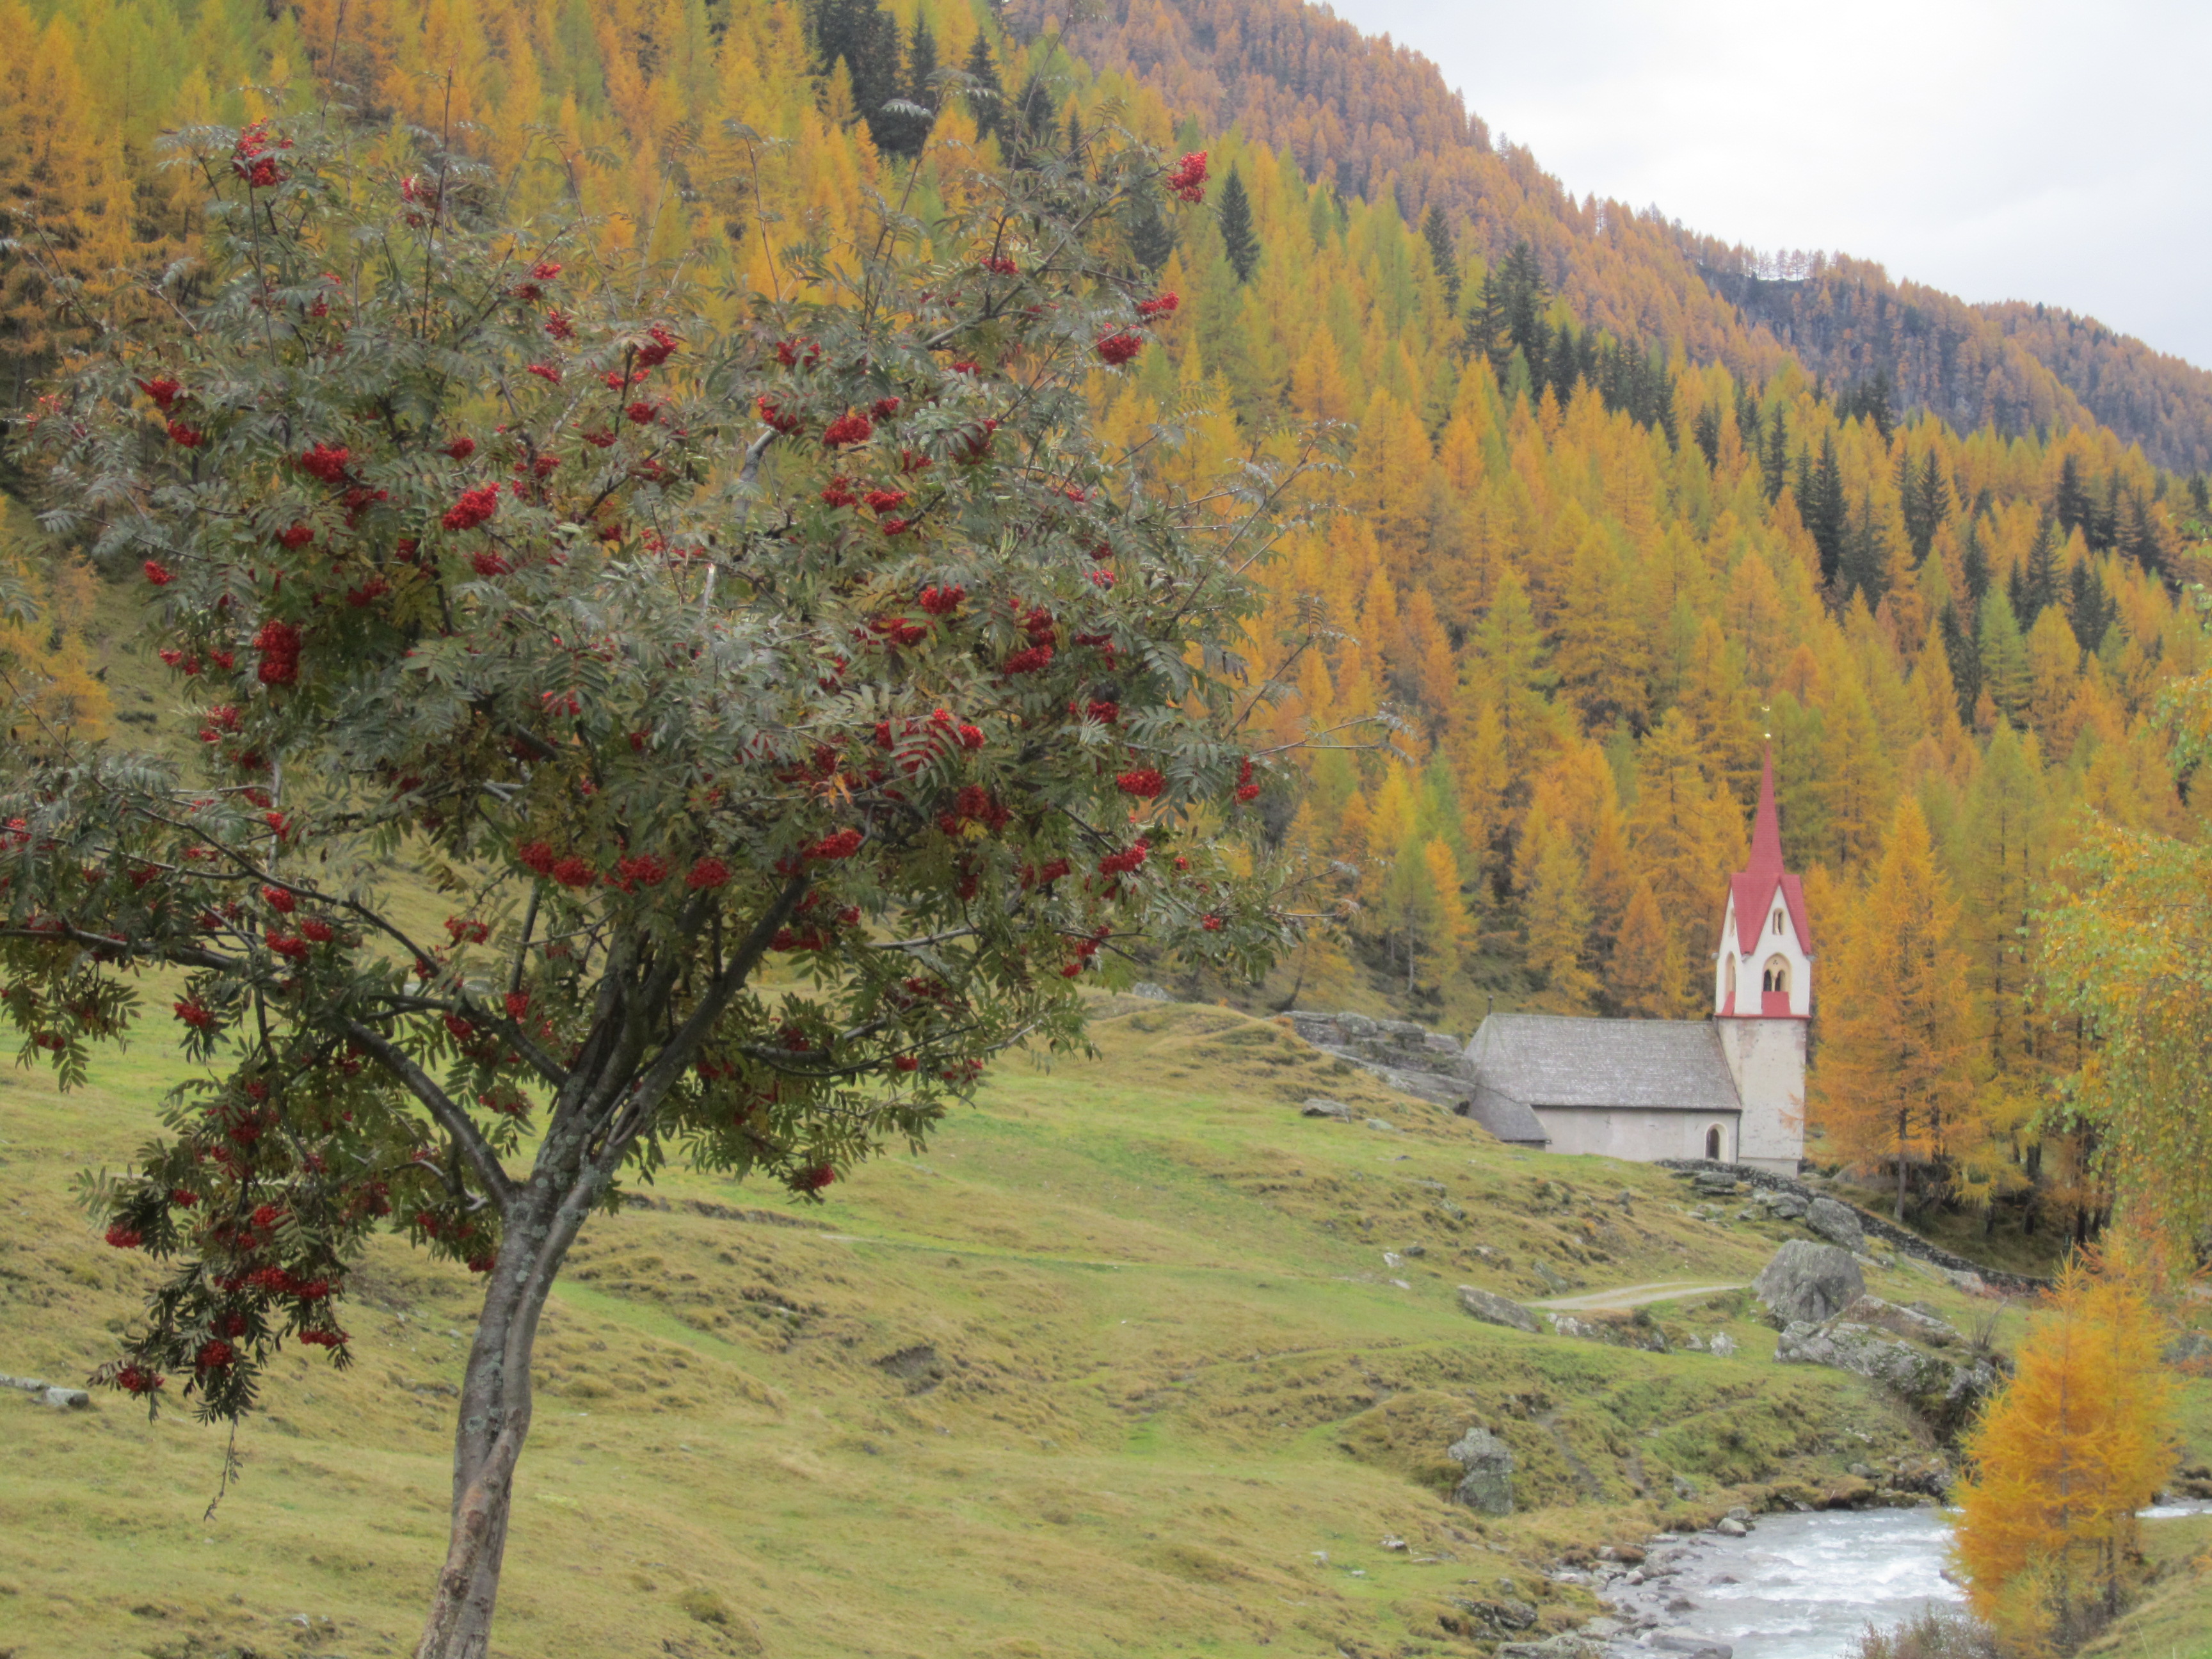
[1464,1014,1741,1114]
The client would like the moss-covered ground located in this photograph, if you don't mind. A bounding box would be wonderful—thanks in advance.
[14,993,2162,1659]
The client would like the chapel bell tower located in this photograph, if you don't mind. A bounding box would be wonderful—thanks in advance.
[1711,749,1810,1174]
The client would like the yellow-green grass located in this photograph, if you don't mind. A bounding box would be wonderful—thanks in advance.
[2087,1513,2212,1659]
[0,999,2157,1658]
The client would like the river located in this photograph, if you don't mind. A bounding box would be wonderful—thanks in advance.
[1595,1507,1961,1659]
[1595,1500,2212,1658]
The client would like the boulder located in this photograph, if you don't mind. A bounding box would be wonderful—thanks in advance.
[38,1386,90,1410]
[1128,981,1171,1000]
[1805,1196,1866,1252]
[1753,1240,1864,1326]
[1,1374,50,1393]
[1364,1118,1400,1134]
[1299,1097,1352,1119]
[1448,1427,1516,1515]
[1456,1286,1540,1334]
[1707,1332,1738,1358]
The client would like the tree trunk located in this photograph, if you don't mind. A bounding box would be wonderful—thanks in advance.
[414,1164,599,1658]
[1895,1107,1909,1223]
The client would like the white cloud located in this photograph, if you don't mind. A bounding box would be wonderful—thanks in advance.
[1326,0,2212,368]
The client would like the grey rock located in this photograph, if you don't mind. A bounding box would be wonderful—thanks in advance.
[1768,1192,1809,1221]
[1713,1517,1748,1537]
[1299,1097,1353,1119]
[1707,1332,1738,1358]
[1841,1295,1962,1348]
[1651,1635,1733,1656]
[1455,1286,1540,1333]
[1128,981,1171,1000]
[1448,1426,1516,1516]
[1497,1636,1604,1659]
[1806,1196,1866,1253]
[2165,1331,2212,1364]
[1671,1473,1699,1498]
[1364,1118,1400,1134]
[1550,1312,1669,1353]
[1753,1240,1866,1326]
[39,1386,90,1409]
[1,1374,51,1393]
[1776,1318,2000,1429]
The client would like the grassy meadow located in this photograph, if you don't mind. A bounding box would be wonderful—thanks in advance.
[4,990,2157,1659]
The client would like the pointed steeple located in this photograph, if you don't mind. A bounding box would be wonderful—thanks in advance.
[1717,745,1813,1019]
[1746,746,1784,878]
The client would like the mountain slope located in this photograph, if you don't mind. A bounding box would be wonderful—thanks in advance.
[3,998,2003,1657]
[1056,0,2212,467]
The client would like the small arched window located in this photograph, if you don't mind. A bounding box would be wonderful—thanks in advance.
[1772,908,1785,936]
[1763,955,1791,995]
[1705,1125,1724,1160]
[1725,955,1737,1004]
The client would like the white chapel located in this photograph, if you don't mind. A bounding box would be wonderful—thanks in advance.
[1459,751,1810,1175]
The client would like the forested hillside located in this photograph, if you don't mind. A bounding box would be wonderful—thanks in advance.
[4,0,2209,1245]
[1056,0,2212,473]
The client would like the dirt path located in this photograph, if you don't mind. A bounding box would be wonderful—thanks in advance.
[1530,1279,1745,1312]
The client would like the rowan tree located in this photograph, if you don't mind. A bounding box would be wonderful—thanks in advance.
[1,117,1292,1659]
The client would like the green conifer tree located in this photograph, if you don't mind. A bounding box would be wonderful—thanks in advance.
[1420,203,1461,310]
[1217,164,1258,284]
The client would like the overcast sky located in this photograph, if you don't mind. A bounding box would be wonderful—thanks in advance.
[1324,0,2212,370]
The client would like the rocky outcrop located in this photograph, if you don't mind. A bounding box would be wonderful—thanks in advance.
[1753,1241,1864,1326]
[1777,1316,1998,1435]
[1285,1011,1548,1144]
[1548,1310,1669,1353]
[1448,1426,1516,1515]
[1457,1286,1540,1334]
[1659,1160,2049,1294]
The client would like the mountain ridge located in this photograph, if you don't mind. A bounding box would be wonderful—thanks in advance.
[1046,0,2212,469]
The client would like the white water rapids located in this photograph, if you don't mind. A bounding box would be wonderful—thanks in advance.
[1598,1508,1960,1658]
[1597,1501,2212,1658]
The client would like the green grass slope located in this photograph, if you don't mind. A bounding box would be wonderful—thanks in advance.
[0,1000,2128,1658]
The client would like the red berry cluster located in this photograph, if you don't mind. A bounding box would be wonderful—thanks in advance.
[442,484,500,531]
[1166,150,1210,203]
[254,619,302,687]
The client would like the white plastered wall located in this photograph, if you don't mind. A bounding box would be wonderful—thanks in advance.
[1532,1107,1744,1164]
[1715,1016,1807,1175]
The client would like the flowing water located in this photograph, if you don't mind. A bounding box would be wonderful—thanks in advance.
[1598,1507,1961,1659]
[1596,1500,2212,1658]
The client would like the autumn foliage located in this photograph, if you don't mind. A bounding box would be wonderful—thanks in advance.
[1952,1240,2177,1651]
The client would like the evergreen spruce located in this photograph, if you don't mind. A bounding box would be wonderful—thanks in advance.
[1692,404,1720,470]
[1760,406,1789,502]
[1124,183,1176,273]
[2067,559,2115,652]
[1420,204,1461,311]
[962,35,1004,143]
[1217,165,1259,284]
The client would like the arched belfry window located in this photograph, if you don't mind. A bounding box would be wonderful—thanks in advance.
[1725,955,1737,1003]
[1762,955,1791,995]
[1772,908,1785,936]
[1705,1125,1723,1160]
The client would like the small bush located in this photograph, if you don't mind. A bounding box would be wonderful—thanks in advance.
[1850,1610,2001,1659]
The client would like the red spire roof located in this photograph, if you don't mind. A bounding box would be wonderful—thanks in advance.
[1722,748,1813,996]
[1746,746,1784,881]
